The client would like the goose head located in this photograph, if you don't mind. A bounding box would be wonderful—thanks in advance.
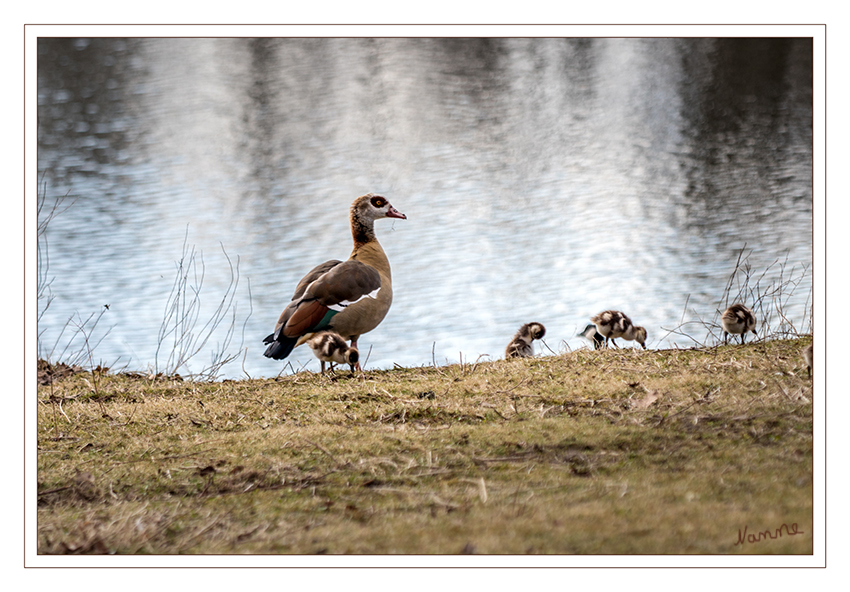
[352,193,406,224]
[350,193,406,247]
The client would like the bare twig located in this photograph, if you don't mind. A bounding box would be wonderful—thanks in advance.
[659,247,811,348]
[155,232,248,380]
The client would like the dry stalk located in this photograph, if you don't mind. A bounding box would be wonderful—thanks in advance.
[302,438,341,465]
[460,477,488,503]
[37,179,77,346]
[155,231,247,380]
[659,246,811,348]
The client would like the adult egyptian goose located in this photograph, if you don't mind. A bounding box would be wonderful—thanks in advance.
[591,310,647,349]
[306,331,359,374]
[263,193,406,367]
[578,323,604,350]
[505,322,546,359]
[802,342,813,377]
[720,304,757,345]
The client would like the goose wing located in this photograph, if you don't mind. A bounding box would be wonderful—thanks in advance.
[263,260,382,359]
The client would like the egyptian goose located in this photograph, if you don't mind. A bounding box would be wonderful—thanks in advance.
[591,310,647,349]
[720,304,757,345]
[306,331,359,374]
[263,193,406,368]
[578,323,604,350]
[802,343,813,377]
[505,322,546,359]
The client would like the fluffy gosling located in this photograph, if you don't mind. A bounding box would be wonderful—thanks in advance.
[505,322,546,359]
[306,331,359,374]
[721,304,757,345]
[591,310,647,349]
[578,323,604,350]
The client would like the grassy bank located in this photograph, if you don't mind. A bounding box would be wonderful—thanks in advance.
[36,337,814,555]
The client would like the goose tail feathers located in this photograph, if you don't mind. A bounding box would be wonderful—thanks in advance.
[263,334,298,360]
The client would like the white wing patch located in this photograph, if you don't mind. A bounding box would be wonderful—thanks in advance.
[328,287,380,312]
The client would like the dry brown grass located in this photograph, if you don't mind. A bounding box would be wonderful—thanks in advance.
[36,337,813,555]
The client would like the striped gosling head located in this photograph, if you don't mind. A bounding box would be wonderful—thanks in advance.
[523,322,546,341]
[632,326,648,349]
[340,344,359,367]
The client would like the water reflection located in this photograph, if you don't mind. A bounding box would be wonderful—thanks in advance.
[37,37,813,378]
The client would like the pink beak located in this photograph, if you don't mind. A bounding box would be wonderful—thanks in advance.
[387,204,407,220]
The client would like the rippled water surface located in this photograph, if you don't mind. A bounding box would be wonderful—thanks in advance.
[37,37,813,377]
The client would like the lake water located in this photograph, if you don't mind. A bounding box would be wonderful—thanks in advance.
[36,37,813,379]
